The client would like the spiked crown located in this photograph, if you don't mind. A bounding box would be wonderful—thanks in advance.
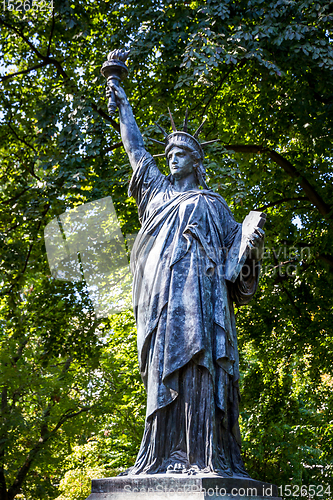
[151,108,216,160]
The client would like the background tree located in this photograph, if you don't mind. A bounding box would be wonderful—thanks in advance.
[0,0,332,498]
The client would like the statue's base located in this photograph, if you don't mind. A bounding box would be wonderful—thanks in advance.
[86,475,281,499]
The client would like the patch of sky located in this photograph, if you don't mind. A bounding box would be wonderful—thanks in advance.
[292,215,303,229]
[74,66,86,86]
[55,120,63,132]
[0,56,16,76]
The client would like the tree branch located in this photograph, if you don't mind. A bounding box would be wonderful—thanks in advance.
[47,7,55,58]
[6,355,90,500]
[0,449,7,500]
[220,144,332,220]
[0,62,49,82]
[19,204,49,278]
[318,253,333,267]
[7,123,37,154]
[257,196,307,210]
[0,19,120,131]
[200,59,247,120]
[0,187,31,206]
[7,404,93,500]
[104,141,123,153]
[133,81,160,114]
[305,74,333,105]
[8,147,42,182]
[191,59,247,119]
[280,283,303,317]
[90,102,120,131]
[0,19,46,60]
[0,388,8,499]
[267,150,332,219]
[224,144,267,154]
[12,338,29,365]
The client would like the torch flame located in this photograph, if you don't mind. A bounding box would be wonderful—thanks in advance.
[107,49,130,62]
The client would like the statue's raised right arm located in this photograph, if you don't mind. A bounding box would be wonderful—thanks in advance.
[107,84,146,170]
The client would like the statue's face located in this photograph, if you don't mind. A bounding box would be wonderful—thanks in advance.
[167,147,193,180]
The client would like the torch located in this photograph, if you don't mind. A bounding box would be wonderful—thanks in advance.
[101,49,130,116]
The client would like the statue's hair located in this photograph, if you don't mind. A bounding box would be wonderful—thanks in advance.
[188,149,209,190]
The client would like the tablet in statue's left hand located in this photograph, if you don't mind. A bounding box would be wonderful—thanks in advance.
[248,227,265,261]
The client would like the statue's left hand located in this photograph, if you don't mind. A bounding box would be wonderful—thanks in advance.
[248,227,265,261]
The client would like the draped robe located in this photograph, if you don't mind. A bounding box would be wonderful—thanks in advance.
[126,152,260,476]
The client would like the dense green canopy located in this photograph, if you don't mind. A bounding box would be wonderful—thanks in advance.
[0,0,332,499]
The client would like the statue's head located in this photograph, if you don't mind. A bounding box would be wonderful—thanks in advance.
[153,109,211,189]
[166,142,207,188]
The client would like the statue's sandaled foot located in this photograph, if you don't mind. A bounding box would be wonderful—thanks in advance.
[118,466,134,476]
[187,466,200,475]
[166,463,187,474]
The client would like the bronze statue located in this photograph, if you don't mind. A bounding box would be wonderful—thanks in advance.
[104,52,265,477]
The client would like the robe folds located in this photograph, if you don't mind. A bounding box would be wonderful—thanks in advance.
[126,152,260,476]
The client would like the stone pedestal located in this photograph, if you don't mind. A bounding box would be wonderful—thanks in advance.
[86,475,282,500]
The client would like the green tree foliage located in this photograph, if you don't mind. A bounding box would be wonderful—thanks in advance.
[0,0,332,498]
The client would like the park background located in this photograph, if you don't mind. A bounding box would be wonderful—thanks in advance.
[0,0,332,498]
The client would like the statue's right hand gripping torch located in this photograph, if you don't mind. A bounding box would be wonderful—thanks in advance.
[101,49,130,116]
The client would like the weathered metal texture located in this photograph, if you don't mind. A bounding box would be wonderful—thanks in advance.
[98,52,266,479]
